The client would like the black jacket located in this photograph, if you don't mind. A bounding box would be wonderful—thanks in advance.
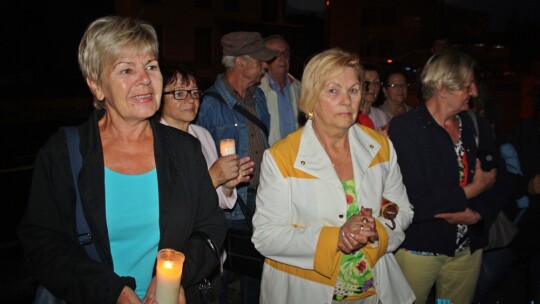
[389,104,510,255]
[18,110,227,303]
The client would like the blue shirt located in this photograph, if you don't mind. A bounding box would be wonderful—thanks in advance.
[268,75,296,139]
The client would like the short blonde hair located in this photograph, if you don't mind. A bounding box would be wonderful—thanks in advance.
[421,50,476,100]
[298,48,363,116]
[78,16,159,108]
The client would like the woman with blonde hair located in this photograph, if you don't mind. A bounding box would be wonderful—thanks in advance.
[18,16,226,303]
[252,48,414,303]
[390,50,500,304]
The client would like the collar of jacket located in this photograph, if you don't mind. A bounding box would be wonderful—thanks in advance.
[294,120,384,186]
[414,103,475,134]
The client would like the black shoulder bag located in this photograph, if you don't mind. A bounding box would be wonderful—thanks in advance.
[190,231,222,304]
[33,127,101,304]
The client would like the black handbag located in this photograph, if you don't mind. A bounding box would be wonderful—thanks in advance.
[33,127,102,304]
[190,231,222,304]
[485,211,519,251]
[223,196,264,279]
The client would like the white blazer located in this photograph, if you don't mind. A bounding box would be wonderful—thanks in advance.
[252,120,415,304]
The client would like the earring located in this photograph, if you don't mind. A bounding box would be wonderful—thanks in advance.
[308,111,314,120]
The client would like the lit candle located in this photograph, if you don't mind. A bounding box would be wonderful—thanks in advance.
[155,249,185,304]
[220,139,236,156]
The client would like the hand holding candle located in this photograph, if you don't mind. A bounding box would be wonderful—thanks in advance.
[156,249,185,304]
[220,139,236,156]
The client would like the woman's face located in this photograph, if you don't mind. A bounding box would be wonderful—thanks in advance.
[161,74,200,124]
[90,51,162,121]
[363,70,381,107]
[382,73,408,105]
[313,67,362,132]
[446,74,478,113]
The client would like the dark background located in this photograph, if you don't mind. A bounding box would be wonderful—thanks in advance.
[1,0,538,302]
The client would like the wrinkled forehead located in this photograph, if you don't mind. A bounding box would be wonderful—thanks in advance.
[323,66,361,86]
[266,38,289,50]
[387,73,406,83]
[365,70,380,80]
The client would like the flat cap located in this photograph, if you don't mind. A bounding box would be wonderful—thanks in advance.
[221,31,277,61]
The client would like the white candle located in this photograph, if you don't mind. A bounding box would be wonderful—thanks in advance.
[155,249,185,304]
[220,139,236,156]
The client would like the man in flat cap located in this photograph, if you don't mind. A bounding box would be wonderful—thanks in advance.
[196,31,276,304]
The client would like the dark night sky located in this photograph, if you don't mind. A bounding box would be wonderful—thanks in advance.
[445,0,540,32]
[289,0,540,33]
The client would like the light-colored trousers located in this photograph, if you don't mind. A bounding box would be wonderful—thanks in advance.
[395,248,483,304]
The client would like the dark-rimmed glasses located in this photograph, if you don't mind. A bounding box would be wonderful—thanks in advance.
[163,89,203,100]
[386,83,409,90]
[270,49,291,60]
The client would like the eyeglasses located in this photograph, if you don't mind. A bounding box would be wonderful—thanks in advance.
[163,89,203,100]
[272,49,291,59]
[363,80,382,92]
[386,83,410,89]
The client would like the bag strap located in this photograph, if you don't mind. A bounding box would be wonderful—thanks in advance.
[63,127,101,262]
[204,91,269,138]
[235,196,254,233]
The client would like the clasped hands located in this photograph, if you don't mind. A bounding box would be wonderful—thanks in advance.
[338,207,379,254]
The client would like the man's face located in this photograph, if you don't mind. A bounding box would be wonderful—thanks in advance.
[265,38,290,80]
[241,56,265,84]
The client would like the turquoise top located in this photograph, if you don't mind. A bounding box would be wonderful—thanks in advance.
[105,167,160,299]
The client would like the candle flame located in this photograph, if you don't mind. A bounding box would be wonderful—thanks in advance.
[164,260,174,269]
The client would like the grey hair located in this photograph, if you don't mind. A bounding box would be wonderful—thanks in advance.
[221,55,251,71]
[421,50,476,100]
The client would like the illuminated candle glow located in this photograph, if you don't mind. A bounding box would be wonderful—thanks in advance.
[155,249,185,304]
[220,139,236,156]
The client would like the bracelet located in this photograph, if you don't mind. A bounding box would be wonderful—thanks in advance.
[222,186,234,193]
